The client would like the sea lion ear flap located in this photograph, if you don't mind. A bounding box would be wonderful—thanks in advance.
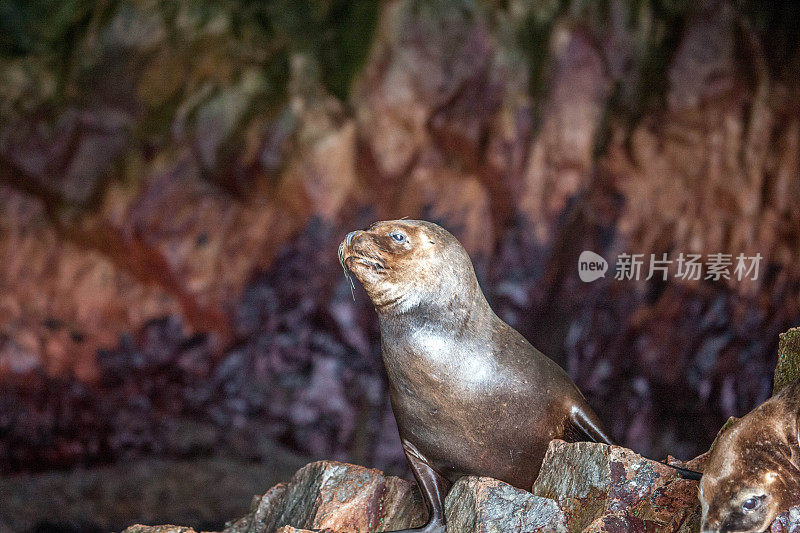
[418,230,436,249]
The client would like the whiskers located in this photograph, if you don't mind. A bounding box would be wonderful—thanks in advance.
[338,243,356,301]
[338,239,391,303]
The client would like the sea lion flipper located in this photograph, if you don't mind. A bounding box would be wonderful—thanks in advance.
[385,440,448,533]
[569,406,614,445]
[569,406,702,480]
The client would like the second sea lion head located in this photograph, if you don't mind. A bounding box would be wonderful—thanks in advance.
[338,219,478,314]
[699,401,800,533]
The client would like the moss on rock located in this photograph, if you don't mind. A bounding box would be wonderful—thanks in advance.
[773,327,800,396]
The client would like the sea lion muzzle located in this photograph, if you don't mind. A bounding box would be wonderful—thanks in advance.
[345,230,359,247]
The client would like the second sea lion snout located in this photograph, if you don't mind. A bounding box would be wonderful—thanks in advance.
[345,230,360,247]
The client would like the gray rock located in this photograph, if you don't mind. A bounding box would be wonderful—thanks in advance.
[223,461,425,533]
[445,476,567,533]
[227,461,570,533]
[532,440,700,531]
[773,506,800,532]
[123,526,197,533]
[115,449,800,533]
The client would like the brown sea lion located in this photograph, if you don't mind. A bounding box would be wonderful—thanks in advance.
[699,378,800,533]
[338,219,613,533]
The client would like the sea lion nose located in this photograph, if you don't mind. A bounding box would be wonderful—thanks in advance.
[345,231,360,247]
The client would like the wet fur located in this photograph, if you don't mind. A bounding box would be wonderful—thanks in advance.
[700,379,800,532]
[339,220,613,532]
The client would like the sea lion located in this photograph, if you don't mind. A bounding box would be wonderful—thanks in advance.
[699,378,800,533]
[339,219,613,533]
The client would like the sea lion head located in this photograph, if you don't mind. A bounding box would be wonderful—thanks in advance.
[699,401,800,533]
[338,220,479,314]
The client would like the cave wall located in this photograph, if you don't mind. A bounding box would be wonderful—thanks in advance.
[0,0,799,472]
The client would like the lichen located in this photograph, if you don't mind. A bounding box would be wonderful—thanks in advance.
[773,327,800,395]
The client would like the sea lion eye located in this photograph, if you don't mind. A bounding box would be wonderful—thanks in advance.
[390,231,407,243]
[741,496,763,513]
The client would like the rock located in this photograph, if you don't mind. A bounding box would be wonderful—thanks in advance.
[0,185,183,380]
[573,0,798,461]
[103,152,271,338]
[2,107,132,205]
[224,461,425,533]
[532,440,700,531]
[224,482,289,533]
[123,526,197,533]
[582,511,661,533]
[0,0,309,376]
[232,449,703,533]
[397,163,495,256]
[352,0,492,179]
[106,440,800,533]
[225,461,570,533]
[519,28,611,245]
[278,55,358,224]
[774,327,800,395]
[445,476,567,533]
[773,507,800,532]
[667,1,737,111]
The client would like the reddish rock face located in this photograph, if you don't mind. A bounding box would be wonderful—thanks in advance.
[224,461,426,533]
[1,0,799,486]
[519,29,611,246]
[532,441,702,532]
[0,185,184,381]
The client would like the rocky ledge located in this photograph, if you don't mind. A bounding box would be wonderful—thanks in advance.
[123,440,800,533]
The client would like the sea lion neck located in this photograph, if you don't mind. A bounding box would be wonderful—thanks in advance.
[376,275,494,334]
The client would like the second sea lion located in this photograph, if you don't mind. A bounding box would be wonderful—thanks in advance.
[699,378,800,533]
[339,219,613,533]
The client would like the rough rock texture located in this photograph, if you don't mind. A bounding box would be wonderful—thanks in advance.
[773,508,800,533]
[445,477,568,533]
[223,461,425,533]
[532,441,700,532]
[124,527,198,533]
[774,327,800,395]
[0,186,184,381]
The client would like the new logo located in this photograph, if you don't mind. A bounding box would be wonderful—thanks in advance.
[578,251,608,282]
